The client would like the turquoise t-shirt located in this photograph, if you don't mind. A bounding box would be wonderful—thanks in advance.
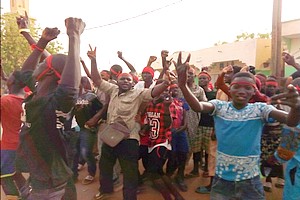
[210,100,275,181]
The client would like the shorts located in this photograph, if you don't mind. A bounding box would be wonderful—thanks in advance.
[1,150,17,178]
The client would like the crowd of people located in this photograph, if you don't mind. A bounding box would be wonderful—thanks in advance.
[1,15,300,200]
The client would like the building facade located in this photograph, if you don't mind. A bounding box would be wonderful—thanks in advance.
[152,19,300,82]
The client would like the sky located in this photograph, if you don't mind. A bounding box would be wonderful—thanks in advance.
[2,0,300,73]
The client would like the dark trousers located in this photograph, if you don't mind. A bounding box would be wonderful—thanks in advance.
[147,146,169,180]
[99,139,139,200]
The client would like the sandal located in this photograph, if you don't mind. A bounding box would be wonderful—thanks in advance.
[195,186,210,194]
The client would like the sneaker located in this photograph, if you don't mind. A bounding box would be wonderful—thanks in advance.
[77,164,84,171]
[275,178,285,188]
[95,154,101,161]
[175,176,188,192]
[82,175,94,185]
[195,186,211,194]
[263,181,272,192]
[94,192,112,200]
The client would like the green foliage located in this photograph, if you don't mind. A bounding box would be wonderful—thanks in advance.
[214,41,228,46]
[1,12,63,75]
[235,32,271,42]
[214,32,272,46]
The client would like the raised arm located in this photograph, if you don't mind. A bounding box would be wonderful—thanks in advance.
[16,11,50,61]
[215,65,232,97]
[117,51,136,74]
[282,52,300,71]
[87,45,102,87]
[158,50,171,80]
[151,80,169,98]
[60,17,85,88]
[269,84,300,127]
[175,52,214,113]
[20,27,60,72]
[146,55,157,68]
[80,58,92,79]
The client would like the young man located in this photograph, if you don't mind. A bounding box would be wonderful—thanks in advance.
[134,56,157,89]
[144,82,184,200]
[175,51,300,199]
[165,83,189,193]
[1,70,28,200]
[195,70,217,194]
[181,67,207,177]
[268,77,300,200]
[16,18,85,199]
[73,76,103,185]
[260,76,285,192]
[88,47,170,200]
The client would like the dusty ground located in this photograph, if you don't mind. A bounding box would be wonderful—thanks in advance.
[1,159,284,200]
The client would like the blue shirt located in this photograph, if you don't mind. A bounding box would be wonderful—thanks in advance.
[210,100,275,181]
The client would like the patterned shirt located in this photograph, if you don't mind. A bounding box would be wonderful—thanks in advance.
[210,99,275,181]
[146,101,177,152]
[172,98,189,129]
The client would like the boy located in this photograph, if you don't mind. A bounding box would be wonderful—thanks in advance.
[165,83,189,192]
[144,81,184,200]
[175,52,300,199]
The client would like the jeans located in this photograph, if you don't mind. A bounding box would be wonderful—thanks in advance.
[79,127,97,177]
[210,175,265,200]
[99,139,139,200]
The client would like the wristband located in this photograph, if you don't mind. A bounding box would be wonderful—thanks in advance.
[19,28,30,34]
[30,44,44,52]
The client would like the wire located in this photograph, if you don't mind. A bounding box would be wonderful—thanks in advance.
[85,0,182,31]
[4,0,183,37]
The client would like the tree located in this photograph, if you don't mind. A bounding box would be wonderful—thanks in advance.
[214,32,272,46]
[1,12,63,75]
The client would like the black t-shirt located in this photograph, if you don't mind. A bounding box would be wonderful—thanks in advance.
[291,70,300,80]
[73,91,103,128]
[199,90,216,127]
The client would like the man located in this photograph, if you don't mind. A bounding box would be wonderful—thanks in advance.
[88,47,170,200]
[16,18,85,199]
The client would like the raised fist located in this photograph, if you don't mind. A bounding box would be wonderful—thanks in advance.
[41,27,60,42]
[65,17,86,36]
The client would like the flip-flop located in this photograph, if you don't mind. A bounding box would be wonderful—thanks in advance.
[195,186,210,194]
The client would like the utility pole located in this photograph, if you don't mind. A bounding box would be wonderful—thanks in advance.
[271,0,283,77]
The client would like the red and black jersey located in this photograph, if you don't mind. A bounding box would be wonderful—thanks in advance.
[145,101,177,148]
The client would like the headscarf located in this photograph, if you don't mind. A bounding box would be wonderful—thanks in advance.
[142,66,154,78]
